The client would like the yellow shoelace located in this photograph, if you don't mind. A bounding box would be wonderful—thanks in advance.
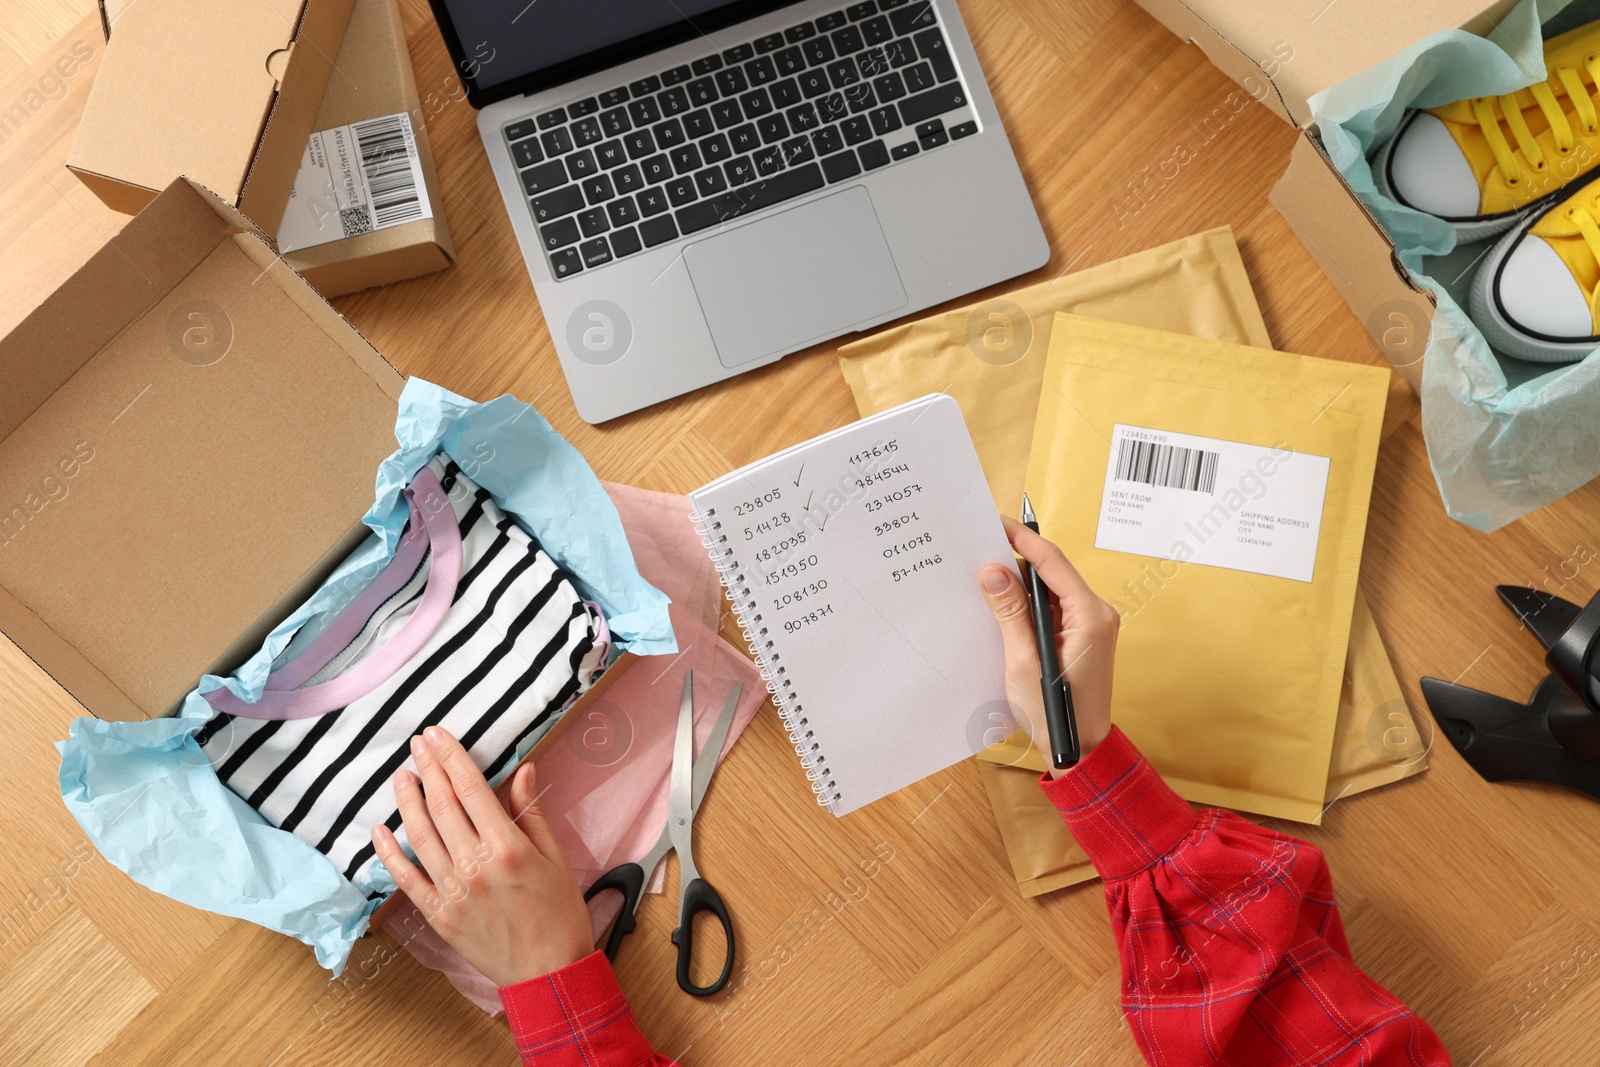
[1471,57,1600,185]
[1562,197,1600,300]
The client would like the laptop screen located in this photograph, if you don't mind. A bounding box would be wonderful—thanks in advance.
[431,0,806,107]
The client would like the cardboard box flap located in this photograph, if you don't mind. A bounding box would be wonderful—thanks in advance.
[240,0,356,234]
[1271,133,1435,391]
[0,183,222,444]
[0,178,406,721]
[1140,0,1520,126]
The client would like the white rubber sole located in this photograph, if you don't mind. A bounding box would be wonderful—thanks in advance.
[1371,120,1534,243]
[1469,222,1600,363]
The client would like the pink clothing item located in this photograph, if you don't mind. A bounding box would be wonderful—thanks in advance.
[204,467,464,720]
[383,482,767,1012]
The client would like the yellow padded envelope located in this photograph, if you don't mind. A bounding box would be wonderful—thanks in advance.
[1027,314,1390,824]
[838,229,1426,893]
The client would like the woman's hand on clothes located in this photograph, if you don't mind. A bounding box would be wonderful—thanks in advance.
[374,727,594,987]
[979,517,1118,776]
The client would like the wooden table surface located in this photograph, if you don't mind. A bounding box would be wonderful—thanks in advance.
[3,2,1599,1064]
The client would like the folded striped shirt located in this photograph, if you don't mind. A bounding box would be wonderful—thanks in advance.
[197,455,607,886]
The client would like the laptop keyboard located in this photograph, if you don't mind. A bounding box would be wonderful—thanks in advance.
[503,0,979,281]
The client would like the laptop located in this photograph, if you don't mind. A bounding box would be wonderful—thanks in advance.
[426,0,1049,423]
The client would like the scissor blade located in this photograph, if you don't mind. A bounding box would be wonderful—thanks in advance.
[630,825,675,908]
[671,672,695,820]
[669,672,701,887]
[690,681,742,810]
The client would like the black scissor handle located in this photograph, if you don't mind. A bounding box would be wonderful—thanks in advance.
[670,877,735,996]
[584,862,645,962]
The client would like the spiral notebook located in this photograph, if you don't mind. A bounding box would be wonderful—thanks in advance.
[690,394,1017,816]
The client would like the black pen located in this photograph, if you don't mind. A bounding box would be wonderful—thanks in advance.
[1020,494,1079,769]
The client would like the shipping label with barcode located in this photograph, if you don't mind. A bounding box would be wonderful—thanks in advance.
[277,111,433,253]
[1093,423,1331,583]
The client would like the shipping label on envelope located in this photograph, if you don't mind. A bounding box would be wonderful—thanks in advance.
[1094,423,1331,583]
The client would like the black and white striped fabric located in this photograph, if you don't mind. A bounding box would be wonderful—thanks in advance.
[197,456,605,887]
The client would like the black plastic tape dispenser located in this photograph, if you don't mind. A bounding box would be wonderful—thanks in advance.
[1421,586,1600,801]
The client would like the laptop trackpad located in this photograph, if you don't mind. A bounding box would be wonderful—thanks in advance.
[684,187,907,369]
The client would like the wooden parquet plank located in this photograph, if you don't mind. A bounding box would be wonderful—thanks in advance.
[839,897,1089,1067]
[1,907,156,1066]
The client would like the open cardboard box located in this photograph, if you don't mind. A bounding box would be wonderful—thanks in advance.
[75,0,452,297]
[1132,0,1525,391]
[0,176,624,924]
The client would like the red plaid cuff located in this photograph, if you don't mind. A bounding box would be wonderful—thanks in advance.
[1038,726,1201,881]
[499,950,659,1066]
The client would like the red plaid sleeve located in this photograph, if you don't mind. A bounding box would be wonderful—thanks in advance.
[1040,727,1451,1066]
[499,950,678,1067]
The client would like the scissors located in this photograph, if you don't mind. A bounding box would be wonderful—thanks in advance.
[584,670,739,995]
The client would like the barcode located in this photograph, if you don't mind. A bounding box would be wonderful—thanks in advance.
[339,206,373,238]
[1114,438,1219,494]
[351,115,423,228]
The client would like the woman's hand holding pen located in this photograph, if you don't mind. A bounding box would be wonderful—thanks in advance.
[979,517,1117,777]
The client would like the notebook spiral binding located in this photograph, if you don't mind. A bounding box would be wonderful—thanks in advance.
[692,507,839,808]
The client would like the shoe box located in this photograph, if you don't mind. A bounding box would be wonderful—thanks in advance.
[1131,0,1524,393]
[70,0,453,298]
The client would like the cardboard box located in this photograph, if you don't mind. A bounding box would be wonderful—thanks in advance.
[3,176,623,944]
[1131,0,1523,390]
[69,0,356,237]
[77,0,450,298]
[0,174,614,761]
[278,0,455,296]
[0,176,399,722]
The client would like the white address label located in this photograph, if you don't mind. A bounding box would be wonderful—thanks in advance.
[278,111,432,253]
[1093,423,1330,583]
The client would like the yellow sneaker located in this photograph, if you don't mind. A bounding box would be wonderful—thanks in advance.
[1471,168,1600,362]
[1375,20,1600,239]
